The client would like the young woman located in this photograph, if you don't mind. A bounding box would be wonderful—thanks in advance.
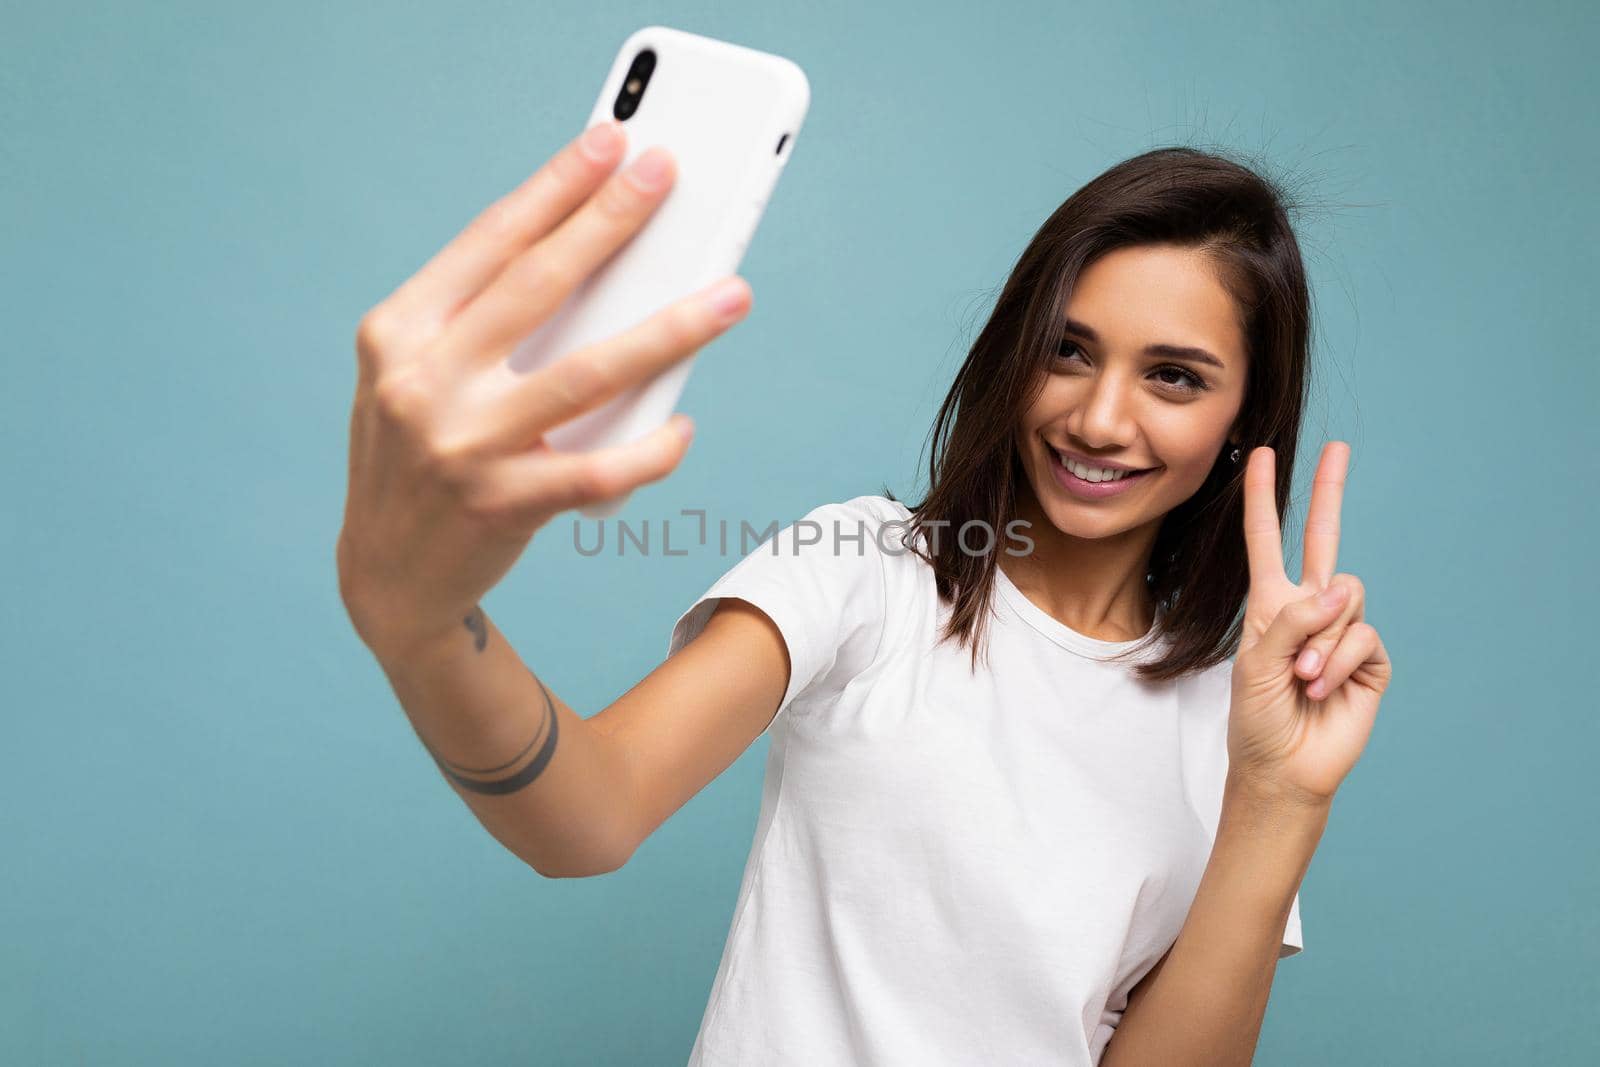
[337,119,1392,1066]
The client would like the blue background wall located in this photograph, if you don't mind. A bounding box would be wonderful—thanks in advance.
[4,1,1595,1062]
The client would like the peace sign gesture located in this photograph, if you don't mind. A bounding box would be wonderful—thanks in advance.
[1227,441,1394,808]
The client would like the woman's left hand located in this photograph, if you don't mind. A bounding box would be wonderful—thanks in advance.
[1228,441,1394,808]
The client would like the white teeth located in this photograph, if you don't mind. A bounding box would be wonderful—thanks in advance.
[1057,451,1133,483]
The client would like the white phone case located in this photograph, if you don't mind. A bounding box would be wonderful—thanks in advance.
[507,25,810,518]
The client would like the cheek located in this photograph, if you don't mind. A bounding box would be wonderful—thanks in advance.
[1020,380,1069,429]
[1145,415,1230,476]
[1156,436,1217,471]
[1152,393,1233,440]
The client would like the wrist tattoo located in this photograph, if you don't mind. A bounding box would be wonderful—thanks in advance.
[422,672,559,796]
[462,605,488,652]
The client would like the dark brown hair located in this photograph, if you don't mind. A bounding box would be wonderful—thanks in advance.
[885,145,1311,683]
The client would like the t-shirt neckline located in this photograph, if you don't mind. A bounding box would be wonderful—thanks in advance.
[991,561,1158,660]
[875,495,1164,662]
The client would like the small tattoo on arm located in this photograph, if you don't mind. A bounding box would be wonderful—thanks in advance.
[462,605,488,652]
[420,673,560,797]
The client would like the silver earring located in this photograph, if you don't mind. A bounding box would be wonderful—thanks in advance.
[1229,446,1241,464]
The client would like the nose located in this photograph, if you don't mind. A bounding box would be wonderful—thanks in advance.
[1067,368,1136,449]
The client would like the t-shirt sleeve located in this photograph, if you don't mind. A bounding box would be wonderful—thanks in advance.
[665,497,891,734]
[1281,888,1304,958]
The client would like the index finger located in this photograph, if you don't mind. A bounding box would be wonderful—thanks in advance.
[441,143,679,363]
[469,276,751,450]
[1300,441,1349,588]
[1242,445,1286,589]
[387,121,630,329]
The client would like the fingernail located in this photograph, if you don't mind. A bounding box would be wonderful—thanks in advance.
[1298,648,1321,673]
[705,277,749,319]
[580,121,622,162]
[1320,585,1346,608]
[675,417,695,442]
[626,147,672,190]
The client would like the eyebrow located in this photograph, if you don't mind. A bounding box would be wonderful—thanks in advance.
[1062,317,1229,371]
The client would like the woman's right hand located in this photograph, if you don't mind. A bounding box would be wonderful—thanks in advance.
[336,119,753,661]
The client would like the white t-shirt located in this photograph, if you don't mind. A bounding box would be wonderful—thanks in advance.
[666,494,1302,1066]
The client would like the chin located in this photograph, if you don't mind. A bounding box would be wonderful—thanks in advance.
[1048,501,1150,541]
[1035,480,1158,540]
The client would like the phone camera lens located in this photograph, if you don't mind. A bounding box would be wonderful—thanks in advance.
[613,48,657,121]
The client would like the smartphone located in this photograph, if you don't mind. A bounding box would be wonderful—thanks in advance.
[507,25,811,518]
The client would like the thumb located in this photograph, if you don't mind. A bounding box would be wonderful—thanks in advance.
[1258,584,1349,663]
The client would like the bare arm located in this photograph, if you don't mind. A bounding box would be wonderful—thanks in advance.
[360,596,790,879]
[368,604,632,879]
[1100,776,1325,1066]
[338,120,779,877]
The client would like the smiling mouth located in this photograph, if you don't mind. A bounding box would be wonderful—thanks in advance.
[1051,447,1159,483]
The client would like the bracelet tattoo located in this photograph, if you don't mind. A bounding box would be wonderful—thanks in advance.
[418,609,559,796]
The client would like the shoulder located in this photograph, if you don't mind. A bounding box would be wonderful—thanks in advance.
[1192,654,1235,697]
[793,493,911,533]
[725,493,914,598]
[1177,654,1236,720]
[768,494,917,565]
[1174,655,1237,795]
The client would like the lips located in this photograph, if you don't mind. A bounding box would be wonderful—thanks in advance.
[1047,446,1158,500]
[1052,448,1156,482]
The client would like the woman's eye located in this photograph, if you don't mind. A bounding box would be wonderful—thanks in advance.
[1153,365,1207,393]
[1055,340,1089,365]
[1054,341,1208,394]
